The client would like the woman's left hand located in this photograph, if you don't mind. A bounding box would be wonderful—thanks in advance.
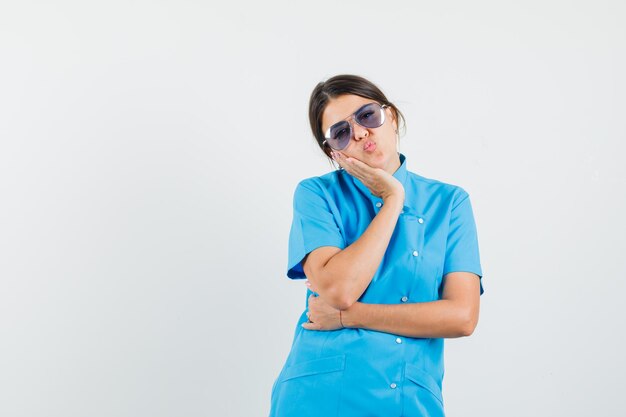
[302,286,343,331]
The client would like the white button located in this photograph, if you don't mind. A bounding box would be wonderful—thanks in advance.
[375,202,382,208]
[401,210,404,214]
[418,218,424,224]
[401,296,408,302]
[390,383,397,389]
[396,337,402,344]
[412,250,419,257]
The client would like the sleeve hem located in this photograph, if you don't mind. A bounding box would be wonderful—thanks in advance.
[441,268,484,296]
[287,240,345,280]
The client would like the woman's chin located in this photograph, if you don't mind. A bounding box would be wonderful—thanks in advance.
[364,150,388,165]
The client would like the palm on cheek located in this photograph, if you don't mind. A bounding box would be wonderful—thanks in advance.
[330,151,403,201]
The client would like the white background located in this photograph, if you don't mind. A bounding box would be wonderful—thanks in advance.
[1,1,625,416]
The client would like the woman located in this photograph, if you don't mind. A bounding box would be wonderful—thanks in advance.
[268,74,484,417]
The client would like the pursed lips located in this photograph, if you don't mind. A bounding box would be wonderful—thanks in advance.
[363,141,376,151]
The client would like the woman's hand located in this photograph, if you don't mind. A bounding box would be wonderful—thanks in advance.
[301,289,343,331]
[331,151,405,202]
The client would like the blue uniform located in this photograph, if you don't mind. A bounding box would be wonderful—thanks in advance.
[269,152,484,417]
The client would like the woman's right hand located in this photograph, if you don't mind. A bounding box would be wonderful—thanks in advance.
[332,151,405,203]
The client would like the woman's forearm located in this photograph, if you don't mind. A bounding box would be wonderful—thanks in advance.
[321,196,403,309]
[340,300,473,338]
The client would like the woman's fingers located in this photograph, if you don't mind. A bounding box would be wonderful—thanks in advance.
[333,151,371,179]
[344,156,373,177]
[331,151,352,174]
[336,153,375,186]
[331,151,346,167]
[331,151,402,200]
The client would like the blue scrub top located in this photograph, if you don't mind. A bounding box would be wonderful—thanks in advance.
[269,152,484,417]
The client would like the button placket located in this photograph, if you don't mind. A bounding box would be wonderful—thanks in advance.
[404,211,427,300]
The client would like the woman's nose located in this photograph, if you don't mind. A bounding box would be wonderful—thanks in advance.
[351,120,369,141]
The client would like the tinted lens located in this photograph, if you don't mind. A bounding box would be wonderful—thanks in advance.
[355,103,384,128]
[328,121,351,150]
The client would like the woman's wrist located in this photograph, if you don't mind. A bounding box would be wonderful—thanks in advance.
[381,194,404,214]
[341,302,363,328]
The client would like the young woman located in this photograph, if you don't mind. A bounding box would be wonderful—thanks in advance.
[269,74,484,417]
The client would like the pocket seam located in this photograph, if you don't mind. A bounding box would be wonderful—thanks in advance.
[279,354,346,382]
[405,363,444,406]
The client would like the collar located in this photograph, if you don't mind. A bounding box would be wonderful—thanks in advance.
[349,152,409,201]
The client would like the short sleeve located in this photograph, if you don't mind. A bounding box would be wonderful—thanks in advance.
[286,179,346,279]
[442,189,484,295]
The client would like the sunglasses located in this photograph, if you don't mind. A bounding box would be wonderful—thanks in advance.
[322,102,389,151]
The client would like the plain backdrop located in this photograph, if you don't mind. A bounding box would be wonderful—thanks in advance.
[1,1,625,416]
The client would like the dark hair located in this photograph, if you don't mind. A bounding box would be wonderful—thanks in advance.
[308,74,406,167]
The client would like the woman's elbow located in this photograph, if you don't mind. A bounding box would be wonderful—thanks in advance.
[325,286,357,310]
[458,309,479,337]
[311,271,358,310]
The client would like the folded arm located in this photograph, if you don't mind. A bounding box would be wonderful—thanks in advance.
[303,271,481,338]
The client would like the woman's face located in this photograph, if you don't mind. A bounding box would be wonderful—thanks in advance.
[321,94,399,173]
